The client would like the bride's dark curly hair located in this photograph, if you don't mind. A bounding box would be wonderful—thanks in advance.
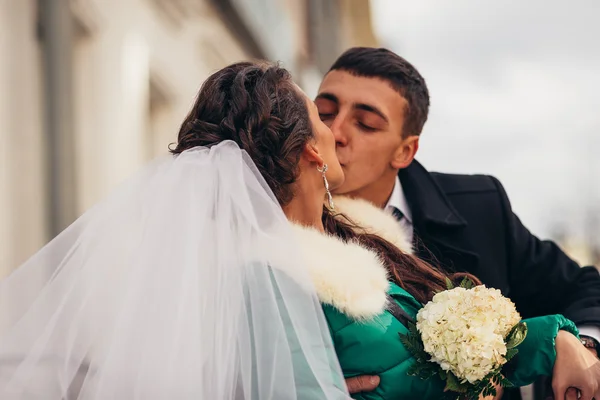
[171,61,479,304]
[171,61,311,206]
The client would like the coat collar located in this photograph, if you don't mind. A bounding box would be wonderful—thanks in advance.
[291,224,389,320]
[398,160,467,228]
[399,160,480,274]
[332,196,414,255]
[290,197,413,320]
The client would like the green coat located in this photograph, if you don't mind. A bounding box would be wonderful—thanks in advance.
[291,197,580,399]
[323,282,579,400]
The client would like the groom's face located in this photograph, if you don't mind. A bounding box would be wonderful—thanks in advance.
[315,70,418,197]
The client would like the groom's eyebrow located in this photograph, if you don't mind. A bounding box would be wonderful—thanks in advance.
[316,93,388,123]
[315,92,339,104]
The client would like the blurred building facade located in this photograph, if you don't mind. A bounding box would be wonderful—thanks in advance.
[552,223,600,268]
[0,0,378,277]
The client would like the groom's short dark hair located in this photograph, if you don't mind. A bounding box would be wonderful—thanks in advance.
[329,47,430,137]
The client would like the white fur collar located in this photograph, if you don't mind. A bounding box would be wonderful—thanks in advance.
[291,196,412,320]
[291,224,390,320]
[333,196,413,255]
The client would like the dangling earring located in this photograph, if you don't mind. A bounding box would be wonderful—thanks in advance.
[317,164,335,210]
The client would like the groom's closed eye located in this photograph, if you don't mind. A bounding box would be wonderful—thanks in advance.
[317,109,337,124]
[315,93,339,120]
[356,121,377,132]
[316,92,389,129]
[355,110,386,133]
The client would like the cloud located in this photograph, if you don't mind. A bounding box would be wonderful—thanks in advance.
[371,0,600,239]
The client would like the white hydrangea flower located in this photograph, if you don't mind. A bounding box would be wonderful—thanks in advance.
[416,285,521,384]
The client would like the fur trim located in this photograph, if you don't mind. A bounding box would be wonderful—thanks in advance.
[332,196,413,254]
[282,197,412,320]
[291,224,389,320]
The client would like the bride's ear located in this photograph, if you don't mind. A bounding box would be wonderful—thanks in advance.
[302,141,324,166]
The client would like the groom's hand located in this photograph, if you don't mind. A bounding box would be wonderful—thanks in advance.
[345,375,380,394]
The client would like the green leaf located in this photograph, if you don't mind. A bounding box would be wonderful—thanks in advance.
[419,365,439,380]
[399,329,429,363]
[506,322,528,349]
[499,375,515,388]
[399,332,412,350]
[439,369,447,380]
[399,333,423,361]
[505,348,519,362]
[445,277,455,290]
[462,373,501,400]
[484,385,497,398]
[491,372,501,385]
[444,372,468,393]
[473,374,497,398]
[459,277,476,289]
[406,360,439,380]
[407,321,420,337]
[406,363,421,377]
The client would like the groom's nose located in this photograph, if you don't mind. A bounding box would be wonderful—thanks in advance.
[331,113,350,147]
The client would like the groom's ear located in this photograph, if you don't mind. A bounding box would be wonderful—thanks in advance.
[302,142,324,166]
[391,135,419,169]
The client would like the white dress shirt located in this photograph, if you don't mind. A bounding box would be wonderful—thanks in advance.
[385,176,413,245]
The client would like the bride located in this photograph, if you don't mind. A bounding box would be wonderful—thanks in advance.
[0,61,599,399]
[0,62,349,399]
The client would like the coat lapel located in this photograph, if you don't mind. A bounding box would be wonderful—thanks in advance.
[399,160,481,275]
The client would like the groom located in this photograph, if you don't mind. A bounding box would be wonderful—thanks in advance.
[316,47,600,399]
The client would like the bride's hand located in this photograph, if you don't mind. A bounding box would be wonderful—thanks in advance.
[478,382,502,400]
[552,330,600,400]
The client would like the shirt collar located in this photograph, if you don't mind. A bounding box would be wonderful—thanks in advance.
[385,175,412,223]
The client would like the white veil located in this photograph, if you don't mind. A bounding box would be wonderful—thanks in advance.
[0,141,350,399]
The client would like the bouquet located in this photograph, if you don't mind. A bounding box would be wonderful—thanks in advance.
[400,278,527,400]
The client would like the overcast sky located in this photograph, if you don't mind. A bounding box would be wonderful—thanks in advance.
[370,0,600,241]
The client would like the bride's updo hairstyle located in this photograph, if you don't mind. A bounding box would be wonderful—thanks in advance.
[171,61,312,206]
[171,61,480,305]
